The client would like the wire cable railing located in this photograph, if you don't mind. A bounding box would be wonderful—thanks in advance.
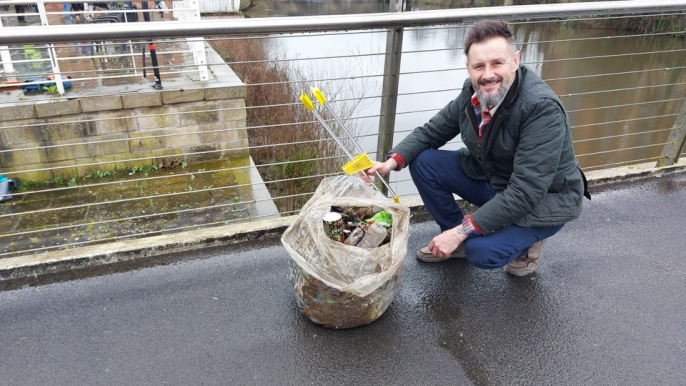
[1,1,685,258]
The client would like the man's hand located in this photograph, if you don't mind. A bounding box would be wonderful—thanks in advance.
[358,158,397,183]
[428,226,468,257]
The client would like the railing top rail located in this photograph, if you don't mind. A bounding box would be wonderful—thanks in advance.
[1,0,684,45]
[0,0,185,2]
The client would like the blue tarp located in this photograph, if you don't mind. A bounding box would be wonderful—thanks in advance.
[20,76,72,91]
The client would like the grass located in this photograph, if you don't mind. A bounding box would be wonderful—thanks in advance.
[18,163,175,192]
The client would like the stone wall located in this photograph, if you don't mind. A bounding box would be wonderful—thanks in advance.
[0,83,248,181]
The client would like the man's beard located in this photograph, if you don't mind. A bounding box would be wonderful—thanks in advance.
[474,76,511,109]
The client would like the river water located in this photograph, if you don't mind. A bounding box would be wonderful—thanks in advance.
[245,1,686,197]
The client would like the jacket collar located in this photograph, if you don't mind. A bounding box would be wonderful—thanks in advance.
[500,64,522,109]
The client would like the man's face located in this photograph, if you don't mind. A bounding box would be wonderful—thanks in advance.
[466,36,520,109]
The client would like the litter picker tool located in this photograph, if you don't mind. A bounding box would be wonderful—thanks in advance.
[300,89,400,203]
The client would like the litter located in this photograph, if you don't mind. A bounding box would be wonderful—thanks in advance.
[0,175,20,203]
[282,175,410,329]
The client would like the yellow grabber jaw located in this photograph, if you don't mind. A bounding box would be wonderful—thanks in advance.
[311,87,327,105]
[300,92,315,110]
[342,153,374,175]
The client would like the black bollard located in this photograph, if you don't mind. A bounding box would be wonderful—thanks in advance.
[149,42,163,90]
[141,1,151,22]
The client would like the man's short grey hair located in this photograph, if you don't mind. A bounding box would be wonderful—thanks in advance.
[463,20,516,56]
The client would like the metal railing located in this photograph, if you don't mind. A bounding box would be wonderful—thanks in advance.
[1,0,685,257]
[0,0,207,93]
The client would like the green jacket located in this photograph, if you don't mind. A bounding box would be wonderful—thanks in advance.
[391,65,586,235]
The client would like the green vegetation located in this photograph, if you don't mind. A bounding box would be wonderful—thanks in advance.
[129,164,159,175]
[42,84,60,95]
[18,162,179,191]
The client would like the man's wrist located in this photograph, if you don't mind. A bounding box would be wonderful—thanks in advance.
[461,215,481,237]
[386,152,406,171]
[454,226,469,241]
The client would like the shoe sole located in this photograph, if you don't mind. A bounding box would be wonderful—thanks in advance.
[504,267,537,276]
[416,250,466,263]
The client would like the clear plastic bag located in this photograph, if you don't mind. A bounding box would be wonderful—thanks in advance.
[282,175,410,329]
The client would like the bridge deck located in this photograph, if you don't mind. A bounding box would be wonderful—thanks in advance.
[1,171,684,385]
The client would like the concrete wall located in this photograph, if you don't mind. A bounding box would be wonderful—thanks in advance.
[0,84,248,181]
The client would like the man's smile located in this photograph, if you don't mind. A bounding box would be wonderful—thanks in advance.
[479,77,502,93]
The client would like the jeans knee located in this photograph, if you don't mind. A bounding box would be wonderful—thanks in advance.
[408,152,422,177]
[466,253,510,269]
[465,242,513,269]
[409,150,434,180]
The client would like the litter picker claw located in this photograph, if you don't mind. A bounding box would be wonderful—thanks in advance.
[300,89,400,203]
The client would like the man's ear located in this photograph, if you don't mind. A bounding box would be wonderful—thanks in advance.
[513,50,521,68]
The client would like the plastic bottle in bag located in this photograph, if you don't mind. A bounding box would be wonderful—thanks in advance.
[357,222,387,248]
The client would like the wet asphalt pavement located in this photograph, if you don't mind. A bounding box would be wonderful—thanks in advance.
[1,173,685,386]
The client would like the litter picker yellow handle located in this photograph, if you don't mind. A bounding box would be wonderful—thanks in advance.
[342,153,374,175]
[310,87,400,203]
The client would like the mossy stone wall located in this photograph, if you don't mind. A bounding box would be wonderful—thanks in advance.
[0,85,248,181]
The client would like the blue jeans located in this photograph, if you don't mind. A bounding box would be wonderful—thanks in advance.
[409,149,563,269]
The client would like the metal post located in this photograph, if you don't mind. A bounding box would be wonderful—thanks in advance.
[141,1,151,22]
[376,24,403,195]
[656,100,686,167]
[148,42,163,89]
[0,16,16,79]
[390,0,404,12]
[37,0,66,95]
[189,37,209,81]
[185,0,208,81]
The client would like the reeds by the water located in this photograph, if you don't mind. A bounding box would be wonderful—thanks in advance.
[210,37,347,214]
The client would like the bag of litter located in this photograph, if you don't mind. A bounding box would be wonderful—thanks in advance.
[282,175,410,329]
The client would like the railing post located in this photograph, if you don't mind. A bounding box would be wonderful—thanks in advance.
[0,16,16,79]
[376,0,404,195]
[181,0,209,81]
[36,0,66,95]
[656,100,686,167]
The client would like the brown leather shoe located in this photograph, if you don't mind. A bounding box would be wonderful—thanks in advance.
[505,240,546,276]
[416,243,466,263]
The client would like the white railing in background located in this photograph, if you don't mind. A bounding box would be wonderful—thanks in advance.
[0,0,206,92]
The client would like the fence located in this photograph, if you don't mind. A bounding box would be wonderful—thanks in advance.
[1,0,685,257]
[0,0,206,93]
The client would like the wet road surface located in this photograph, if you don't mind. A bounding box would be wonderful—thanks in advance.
[1,173,685,386]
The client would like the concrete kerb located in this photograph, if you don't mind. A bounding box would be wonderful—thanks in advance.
[1,160,685,282]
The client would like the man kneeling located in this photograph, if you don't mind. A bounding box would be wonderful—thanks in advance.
[364,20,589,276]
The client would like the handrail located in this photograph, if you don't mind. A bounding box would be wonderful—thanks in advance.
[1,0,685,257]
[1,0,685,44]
